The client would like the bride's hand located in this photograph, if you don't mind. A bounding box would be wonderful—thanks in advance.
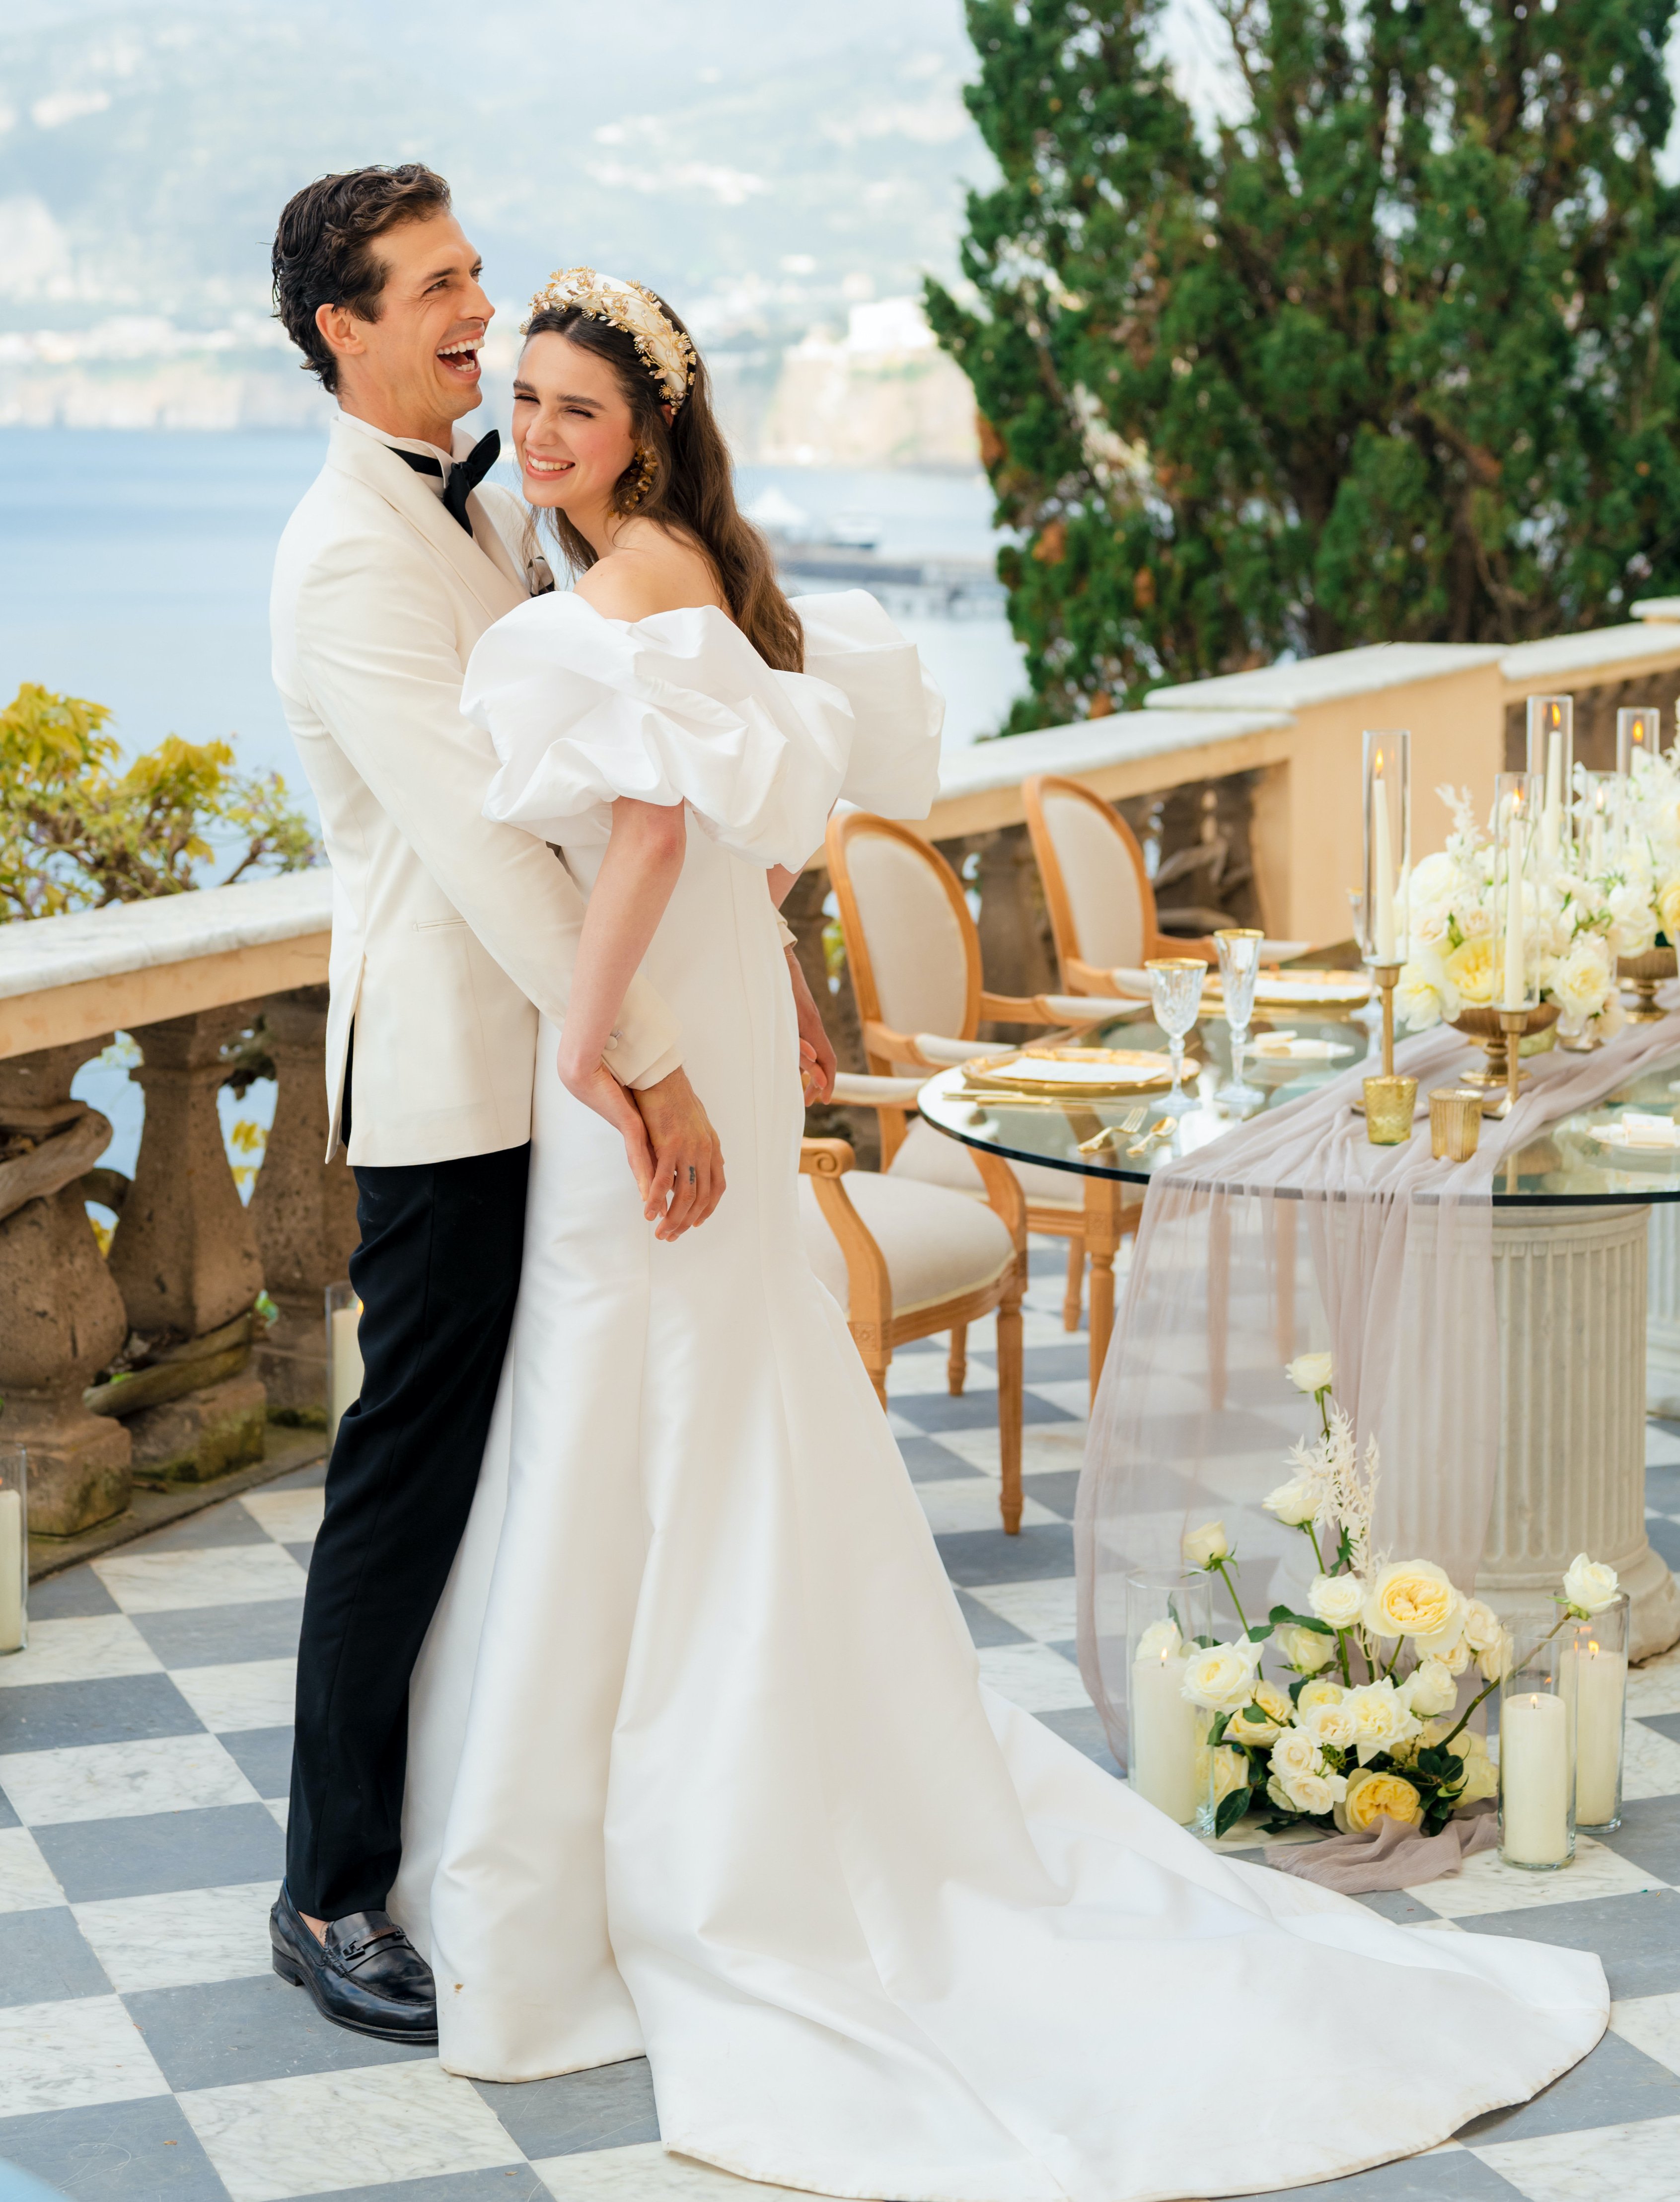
[557,1048,657,1211]
[557,1050,725,1241]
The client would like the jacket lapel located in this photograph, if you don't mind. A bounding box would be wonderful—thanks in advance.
[327,415,525,623]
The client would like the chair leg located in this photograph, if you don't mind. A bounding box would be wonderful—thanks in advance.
[1062,1235,1085,1331]
[948,1321,967,1396]
[996,1276,1024,1534]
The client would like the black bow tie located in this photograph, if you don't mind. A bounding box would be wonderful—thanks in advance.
[388,430,501,536]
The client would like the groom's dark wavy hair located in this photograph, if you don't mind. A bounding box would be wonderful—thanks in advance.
[272,164,453,395]
[524,296,804,675]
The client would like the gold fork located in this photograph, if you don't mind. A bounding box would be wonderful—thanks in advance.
[1129,1116,1177,1156]
[1078,1105,1147,1155]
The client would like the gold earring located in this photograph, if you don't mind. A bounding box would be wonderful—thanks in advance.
[621,446,657,511]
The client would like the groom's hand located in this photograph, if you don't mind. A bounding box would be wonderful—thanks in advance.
[786,946,837,1104]
[634,1067,725,1240]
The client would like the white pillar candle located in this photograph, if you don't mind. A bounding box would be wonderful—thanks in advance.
[1370,756,1397,961]
[1503,818,1527,1006]
[1572,1636,1627,1825]
[1131,1647,1201,1823]
[329,1300,364,1447]
[1501,1690,1570,1864]
[0,1489,22,1655]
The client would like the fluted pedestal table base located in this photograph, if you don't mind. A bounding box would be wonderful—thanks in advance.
[1482,1203,1680,1662]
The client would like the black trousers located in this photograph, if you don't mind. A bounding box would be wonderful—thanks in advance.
[286,1139,530,1920]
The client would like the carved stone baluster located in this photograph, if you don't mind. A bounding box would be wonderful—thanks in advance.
[108,1004,267,1482]
[249,986,359,1421]
[0,1041,132,1537]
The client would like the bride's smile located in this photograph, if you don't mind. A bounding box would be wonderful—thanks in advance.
[511,333,654,522]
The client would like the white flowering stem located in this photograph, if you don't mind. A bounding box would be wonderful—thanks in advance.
[1315,1386,1332,1443]
[1437,1612,1571,1753]
[1332,1627,1353,1687]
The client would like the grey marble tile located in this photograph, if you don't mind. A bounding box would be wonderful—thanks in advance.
[0,1901,110,2005]
[1455,2027,1680,2143]
[933,1523,1074,1586]
[474,2057,659,2158]
[894,1437,985,1485]
[0,1673,204,1755]
[264,1459,328,1491]
[0,2093,231,2200]
[1033,1704,1121,1776]
[128,1507,271,1555]
[0,1778,18,1830]
[305,2175,552,2202]
[953,1588,1031,1648]
[131,1601,305,1672]
[978,1342,1093,1385]
[1594,1794,1680,1884]
[216,1727,292,1802]
[1356,1888,1442,1924]
[1644,1462,1680,1514]
[27,1570,119,1621]
[283,1542,315,1573]
[1226,2149,1524,2199]
[127,1970,433,2092]
[1451,1889,1680,2002]
[891,1388,1075,1435]
[33,1805,284,1904]
[1645,1515,1680,1571]
[1019,1467,1081,1519]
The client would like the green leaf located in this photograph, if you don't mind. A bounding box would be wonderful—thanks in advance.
[1214,1788,1252,1838]
[1268,1605,1333,1635]
[1241,1703,1271,1724]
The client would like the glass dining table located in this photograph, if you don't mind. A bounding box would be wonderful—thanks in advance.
[915,997,1680,1657]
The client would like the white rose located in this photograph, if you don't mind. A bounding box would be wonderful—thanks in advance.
[1362,1560,1465,1656]
[1607,881,1658,958]
[1296,1676,1345,1714]
[1399,1658,1458,1718]
[1180,1638,1265,1712]
[1394,968,1445,1031]
[1205,1743,1250,1804]
[1281,1767,1348,1817]
[1136,1619,1182,1663]
[1297,1695,1358,1752]
[1549,935,1613,1033]
[1268,1727,1320,1783]
[1562,1554,1620,1617]
[1262,1478,1320,1529]
[1434,1635,1471,1676]
[1342,1677,1424,1765]
[1308,1574,1366,1630]
[1275,1623,1336,1675]
[1286,1353,1334,1395]
[1229,1678,1294,1747]
[1461,1598,1501,1654]
[1181,1520,1231,1570]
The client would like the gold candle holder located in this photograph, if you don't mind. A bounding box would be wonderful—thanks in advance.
[1429,1086,1483,1162]
[1498,1006,1529,1119]
[1619,946,1678,1022]
[1364,1074,1417,1145]
[1369,960,1402,1078]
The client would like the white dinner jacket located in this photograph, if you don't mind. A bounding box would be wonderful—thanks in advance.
[271,414,682,1167]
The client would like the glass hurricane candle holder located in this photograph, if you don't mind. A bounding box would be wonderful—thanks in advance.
[1527,696,1574,861]
[325,1281,364,1451]
[1214,928,1265,1108]
[1492,773,1542,1011]
[1565,1595,1629,1833]
[1618,705,1663,779]
[1359,731,1410,968]
[1146,958,1206,1116]
[1125,1568,1215,1830]
[0,1445,24,1656]
[1499,1636,1575,1870]
[1579,771,1621,876]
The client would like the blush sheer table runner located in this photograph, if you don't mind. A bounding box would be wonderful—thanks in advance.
[1077,1009,1680,1774]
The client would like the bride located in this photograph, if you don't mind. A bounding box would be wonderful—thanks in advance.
[390,268,1606,2201]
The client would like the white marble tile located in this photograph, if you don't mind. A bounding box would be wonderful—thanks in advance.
[93,1543,307,1615]
[530,2142,831,2202]
[0,1735,259,1826]
[0,1825,66,1912]
[1624,1716,1680,1800]
[266,1797,289,1832]
[1410,1834,1663,1919]
[0,1993,170,2116]
[1645,1422,1680,1466]
[1626,1646,1680,1718]
[964,1577,1078,1643]
[885,1411,921,1442]
[1610,1990,1680,2075]
[73,1881,276,1994]
[179,2056,521,2202]
[884,1354,996,1399]
[914,1480,1059,1535]
[1471,2111,1680,2201]
[934,1424,1087,1481]
[1206,1816,1325,1852]
[0,1614,162,1689]
[1020,1378,1092,1420]
[238,1490,324,1544]
[977,1642,1091,1713]
[170,1659,296,1734]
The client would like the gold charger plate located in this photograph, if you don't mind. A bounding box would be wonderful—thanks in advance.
[963,1046,1177,1097]
[1206,967,1373,1008]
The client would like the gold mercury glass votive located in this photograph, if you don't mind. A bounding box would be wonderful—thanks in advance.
[1429,1086,1483,1162]
[1364,1074,1418,1145]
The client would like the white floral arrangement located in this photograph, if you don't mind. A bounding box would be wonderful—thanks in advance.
[1170,1354,1621,1840]
[1392,787,1634,1044]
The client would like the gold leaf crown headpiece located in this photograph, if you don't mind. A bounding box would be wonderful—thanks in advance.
[524,267,697,412]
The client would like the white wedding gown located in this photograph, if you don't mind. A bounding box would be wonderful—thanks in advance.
[391,589,1607,2202]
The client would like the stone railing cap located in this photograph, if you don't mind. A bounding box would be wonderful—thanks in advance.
[935,707,1292,801]
[1500,622,1680,682]
[1142,642,1506,714]
[0,870,333,1003]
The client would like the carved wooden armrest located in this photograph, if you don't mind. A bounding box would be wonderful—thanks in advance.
[830,1073,926,1109]
[799,1138,891,1347]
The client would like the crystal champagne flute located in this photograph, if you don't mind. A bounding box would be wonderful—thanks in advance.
[1214,928,1265,1108]
[1146,958,1207,1114]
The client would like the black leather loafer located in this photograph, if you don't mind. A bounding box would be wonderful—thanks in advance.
[270,1882,438,2043]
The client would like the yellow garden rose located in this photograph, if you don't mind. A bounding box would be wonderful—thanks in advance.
[1445,936,1497,1005]
[1296,1676,1345,1714]
[1230,1678,1294,1747]
[1362,1561,1464,1653]
[1334,1765,1424,1835]
[1659,877,1680,944]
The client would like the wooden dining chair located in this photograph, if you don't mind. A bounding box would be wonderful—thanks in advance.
[825,807,1137,1336]
[799,1128,1027,1531]
[1022,773,1214,995]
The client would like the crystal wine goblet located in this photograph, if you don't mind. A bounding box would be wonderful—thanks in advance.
[1146,957,1207,1114]
[1215,927,1265,1110]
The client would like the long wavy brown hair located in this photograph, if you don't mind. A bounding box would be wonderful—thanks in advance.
[522,295,803,674]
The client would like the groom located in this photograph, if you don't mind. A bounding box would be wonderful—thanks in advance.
[264,165,831,2043]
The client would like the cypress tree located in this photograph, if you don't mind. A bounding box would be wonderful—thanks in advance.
[927,0,1680,730]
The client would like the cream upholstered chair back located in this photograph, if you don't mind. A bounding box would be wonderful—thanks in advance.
[826,814,979,1073]
[1023,774,1157,991]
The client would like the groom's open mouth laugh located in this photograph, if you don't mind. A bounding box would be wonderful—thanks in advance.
[437,331,484,386]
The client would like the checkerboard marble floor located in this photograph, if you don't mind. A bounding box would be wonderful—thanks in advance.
[8,1241,1680,2201]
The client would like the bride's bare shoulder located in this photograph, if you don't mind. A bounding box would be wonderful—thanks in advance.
[574,524,729,622]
